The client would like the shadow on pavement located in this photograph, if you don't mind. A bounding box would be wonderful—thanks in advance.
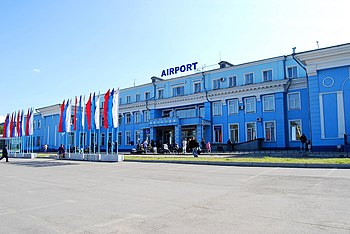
[8,161,78,168]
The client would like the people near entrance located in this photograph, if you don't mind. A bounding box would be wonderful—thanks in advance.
[0,145,9,162]
[201,139,206,153]
[151,140,157,154]
[44,144,48,152]
[182,139,187,154]
[300,133,307,153]
[143,140,148,152]
[58,144,65,159]
[206,141,211,154]
[189,137,199,157]
[227,139,232,152]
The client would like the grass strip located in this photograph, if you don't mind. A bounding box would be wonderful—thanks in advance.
[125,156,350,164]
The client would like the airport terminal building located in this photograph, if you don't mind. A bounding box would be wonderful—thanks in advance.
[3,43,350,152]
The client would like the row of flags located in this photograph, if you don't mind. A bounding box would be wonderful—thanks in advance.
[58,88,119,133]
[3,108,34,138]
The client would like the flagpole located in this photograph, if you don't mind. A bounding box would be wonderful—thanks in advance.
[111,128,114,154]
[116,127,119,154]
[98,129,100,154]
[106,128,109,154]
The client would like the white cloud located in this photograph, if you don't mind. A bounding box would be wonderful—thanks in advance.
[33,68,40,73]
[0,115,5,124]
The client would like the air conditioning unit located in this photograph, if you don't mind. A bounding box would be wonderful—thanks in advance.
[256,117,262,122]
[239,105,244,110]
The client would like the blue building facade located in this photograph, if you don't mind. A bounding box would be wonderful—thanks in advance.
[13,43,350,152]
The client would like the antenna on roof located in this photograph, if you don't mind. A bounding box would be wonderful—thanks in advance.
[316,41,320,49]
[219,51,222,61]
[134,79,136,87]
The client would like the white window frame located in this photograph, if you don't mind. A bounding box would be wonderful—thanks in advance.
[229,123,239,143]
[213,79,221,90]
[126,95,131,104]
[264,121,276,142]
[135,130,141,144]
[289,119,302,141]
[193,82,201,93]
[125,131,131,145]
[213,101,222,116]
[228,76,237,87]
[245,122,257,141]
[172,86,185,97]
[263,95,275,112]
[213,124,223,143]
[245,97,256,113]
[244,72,254,85]
[228,99,239,115]
[145,92,151,100]
[262,69,273,82]
[134,112,140,123]
[288,92,301,110]
[144,110,150,122]
[158,89,164,99]
[135,93,140,102]
[125,113,131,124]
[287,66,298,78]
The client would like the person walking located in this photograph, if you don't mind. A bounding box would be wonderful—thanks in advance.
[58,144,65,159]
[227,139,232,152]
[0,145,9,162]
[300,134,307,153]
[182,139,187,154]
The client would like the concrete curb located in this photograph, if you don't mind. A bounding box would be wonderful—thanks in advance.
[126,159,350,169]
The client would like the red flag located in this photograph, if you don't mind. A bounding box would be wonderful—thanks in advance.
[58,100,65,133]
[86,94,92,130]
[74,96,77,131]
[17,110,21,137]
[9,113,14,138]
[103,89,110,128]
[26,109,30,136]
[3,114,8,138]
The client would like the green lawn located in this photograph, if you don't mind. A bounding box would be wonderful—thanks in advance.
[124,156,350,164]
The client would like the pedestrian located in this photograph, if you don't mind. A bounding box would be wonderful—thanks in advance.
[189,137,199,157]
[300,133,307,153]
[227,139,232,152]
[201,139,206,152]
[0,145,9,162]
[44,144,48,152]
[206,141,211,154]
[58,144,65,159]
[182,139,187,154]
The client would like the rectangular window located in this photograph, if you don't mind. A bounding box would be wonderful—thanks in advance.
[228,76,237,87]
[126,95,131,104]
[228,99,239,115]
[246,122,256,141]
[158,89,164,99]
[264,121,275,142]
[136,94,140,102]
[290,120,302,141]
[125,131,131,145]
[134,112,140,123]
[213,125,222,143]
[288,92,301,110]
[263,70,272,82]
[33,121,36,130]
[135,130,141,144]
[125,113,131,124]
[263,95,275,112]
[194,82,201,93]
[118,114,122,126]
[229,124,239,143]
[118,132,122,146]
[287,66,298,78]
[101,133,105,146]
[213,102,222,116]
[199,107,204,118]
[145,92,151,100]
[144,110,150,122]
[38,120,41,129]
[245,97,256,113]
[172,86,184,97]
[245,73,254,85]
[213,79,221,90]
[36,136,41,147]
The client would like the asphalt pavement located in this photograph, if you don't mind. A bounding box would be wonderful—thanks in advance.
[1,158,350,233]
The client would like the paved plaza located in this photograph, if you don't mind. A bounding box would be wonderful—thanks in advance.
[0,158,350,233]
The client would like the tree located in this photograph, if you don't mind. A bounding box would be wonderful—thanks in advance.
[0,125,3,135]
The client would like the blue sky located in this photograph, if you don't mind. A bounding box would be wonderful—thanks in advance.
[1,0,350,123]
